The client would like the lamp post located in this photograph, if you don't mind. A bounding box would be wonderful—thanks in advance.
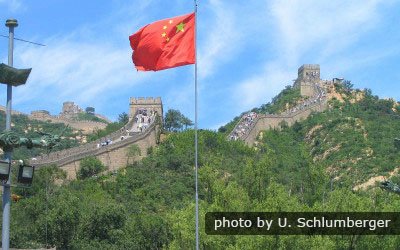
[1,18,18,250]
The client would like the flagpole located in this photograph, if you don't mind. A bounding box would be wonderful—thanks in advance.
[194,0,199,250]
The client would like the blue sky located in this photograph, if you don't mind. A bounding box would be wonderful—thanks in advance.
[0,0,399,129]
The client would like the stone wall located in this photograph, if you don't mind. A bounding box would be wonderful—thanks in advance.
[0,105,109,134]
[299,82,315,97]
[29,113,108,134]
[231,64,330,145]
[60,101,83,119]
[58,127,157,179]
[31,119,160,179]
[243,100,327,145]
[297,64,320,83]
[294,64,321,97]
[28,96,164,179]
[129,97,163,121]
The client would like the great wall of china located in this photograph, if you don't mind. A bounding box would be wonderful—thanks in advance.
[23,65,339,179]
[0,101,110,134]
[29,97,163,179]
[229,64,340,145]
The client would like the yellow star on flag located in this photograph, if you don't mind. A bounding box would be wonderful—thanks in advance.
[176,22,185,33]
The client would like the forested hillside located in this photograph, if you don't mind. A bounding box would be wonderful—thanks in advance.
[0,111,129,160]
[3,83,400,249]
[0,112,78,160]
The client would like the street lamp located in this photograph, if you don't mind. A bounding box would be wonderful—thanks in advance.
[0,63,31,86]
[17,164,35,184]
[1,18,31,250]
[0,160,35,184]
[0,160,11,181]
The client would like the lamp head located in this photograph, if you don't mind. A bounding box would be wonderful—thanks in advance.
[5,19,18,28]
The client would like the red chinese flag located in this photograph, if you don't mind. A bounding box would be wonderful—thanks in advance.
[129,13,195,71]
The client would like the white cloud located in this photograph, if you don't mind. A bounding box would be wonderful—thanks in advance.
[232,0,397,112]
[0,0,24,12]
[233,64,293,112]
[270,0,388,62]
[197,0,242,79]
[2,0,398,129]
[12,36,151,113]
[110,1,156,38]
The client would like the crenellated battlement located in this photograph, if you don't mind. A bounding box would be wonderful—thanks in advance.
[294,64,321,97]
[130,97,162,104]
[298,64,320,77]
[129,97,163,121]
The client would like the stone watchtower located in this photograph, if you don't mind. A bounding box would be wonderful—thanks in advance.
[129,97,163,121]
[294,64,320,97]
[60,101,83,118]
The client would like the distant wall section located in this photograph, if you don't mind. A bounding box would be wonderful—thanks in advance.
[243,101,327,145]
[29,110,108,134]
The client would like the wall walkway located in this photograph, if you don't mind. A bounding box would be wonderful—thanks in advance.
[230,83,328,145]
[30,114,160,179]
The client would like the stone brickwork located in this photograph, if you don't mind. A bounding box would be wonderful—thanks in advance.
[1,101,110,134]
[294,64,321,97]
[60,101,83,119]
[297,64,320,83]
[29,111,108,134]
[57,124,158,179]
[130,97,163,122]
[243,100,327,145]
[30,97,163,179]
[30,110,51,119]
[231,64,330,145]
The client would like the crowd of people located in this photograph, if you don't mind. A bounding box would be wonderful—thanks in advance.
[131,108,156,133]
[229,112,258,141]
[229,85,327,141]
[283,85,326,115]
[95,108,157,148]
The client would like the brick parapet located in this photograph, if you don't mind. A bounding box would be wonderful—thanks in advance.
[243,99,327,145]
[30,117,138,165]
[231,78,329,145]
[129,97,163,122]
[31,121,156,168]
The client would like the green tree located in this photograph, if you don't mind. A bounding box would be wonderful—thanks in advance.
[164,109,182,131]
[343,80,353,92]
[181,116,193,129]
[87,122,125,142]
[78,156,106,179]
[39,190,82,249]
[118,112,129,124]
[164,109,192,132]
[126,144,141,165]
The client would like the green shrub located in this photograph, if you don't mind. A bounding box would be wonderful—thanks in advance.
[78,156,106,179]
